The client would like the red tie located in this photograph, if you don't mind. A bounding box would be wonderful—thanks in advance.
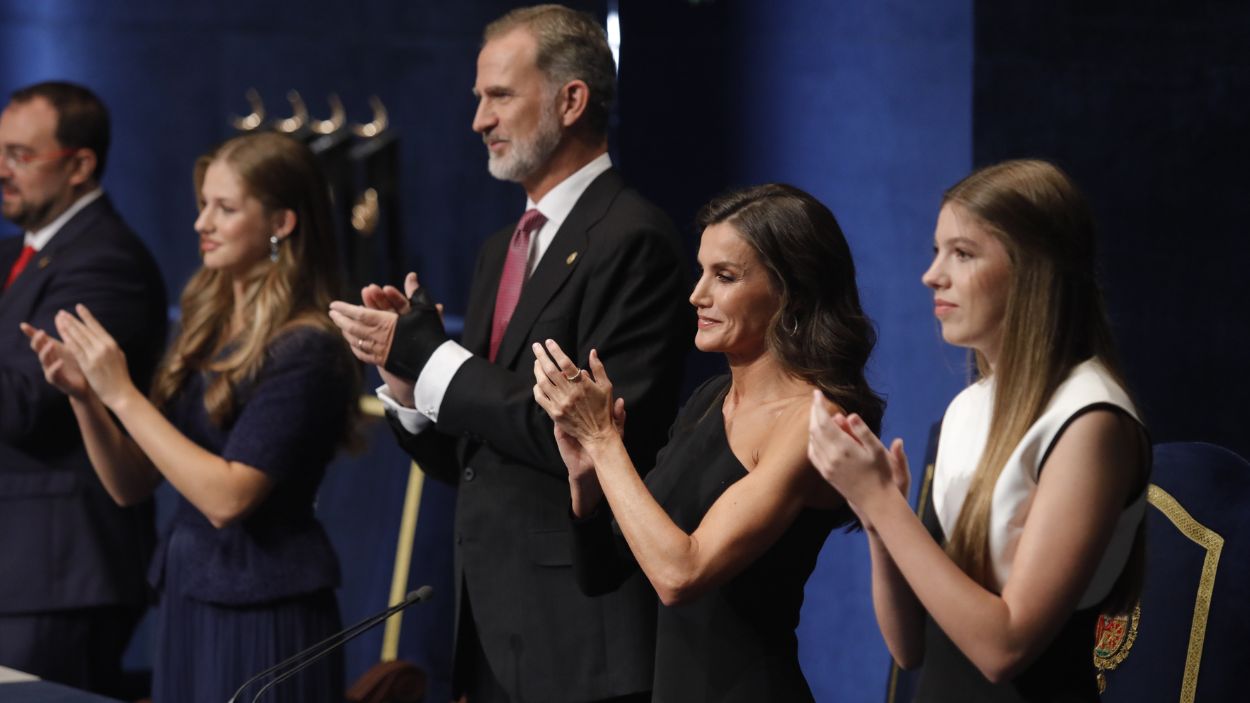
[4,245,36,291]
[489,209,546,362]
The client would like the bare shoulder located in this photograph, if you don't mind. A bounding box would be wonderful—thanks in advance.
[756,394,813,455]
[756,392,844,508]
[1043,406,1146,498]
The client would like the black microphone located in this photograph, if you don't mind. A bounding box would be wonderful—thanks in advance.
[224,585,434,703]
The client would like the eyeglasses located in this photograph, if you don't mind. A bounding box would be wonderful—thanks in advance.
[1,147,77,171]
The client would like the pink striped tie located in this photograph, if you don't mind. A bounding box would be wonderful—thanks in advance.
[489,209,546,362]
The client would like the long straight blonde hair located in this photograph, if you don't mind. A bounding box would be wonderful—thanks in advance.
[941,159,1142,612]
[151,132,354,428]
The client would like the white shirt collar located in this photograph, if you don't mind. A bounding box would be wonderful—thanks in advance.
[25,188,105,251]
[522,153,611,276]
[526,152,612,224]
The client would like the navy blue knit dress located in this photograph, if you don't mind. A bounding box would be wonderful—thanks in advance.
[148,327,355,703]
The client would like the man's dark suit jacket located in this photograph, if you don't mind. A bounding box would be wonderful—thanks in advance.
[0,195,167,619]
[388,168,689,702]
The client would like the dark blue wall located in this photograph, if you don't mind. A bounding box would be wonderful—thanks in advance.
[972,1,1250,461]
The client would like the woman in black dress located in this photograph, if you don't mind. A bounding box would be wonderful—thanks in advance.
[532,183,884,702]
[807,160,1148,702]
[24,131,358,703]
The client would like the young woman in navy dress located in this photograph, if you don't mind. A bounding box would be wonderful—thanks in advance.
[26,131,358,703]
[808,159,1148,702]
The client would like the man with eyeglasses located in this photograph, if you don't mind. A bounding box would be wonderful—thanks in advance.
[0,81,166,696]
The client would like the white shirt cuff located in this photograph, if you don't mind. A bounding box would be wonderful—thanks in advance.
[375,384,432,435]
[412,340,474,423]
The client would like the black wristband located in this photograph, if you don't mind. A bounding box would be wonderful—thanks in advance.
[384,286,448,379]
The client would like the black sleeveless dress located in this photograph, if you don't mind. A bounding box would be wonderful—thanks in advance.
[572,375,842,702]
[912,494,1104,703]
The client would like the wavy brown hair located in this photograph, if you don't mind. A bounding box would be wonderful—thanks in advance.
[151,132,357,433]
[941,159,1144,613]
[696,183,885,434]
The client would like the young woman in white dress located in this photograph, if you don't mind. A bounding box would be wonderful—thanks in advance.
[807,159,1148,701]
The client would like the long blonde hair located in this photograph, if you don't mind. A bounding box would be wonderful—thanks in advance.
[151,132,352,428]
[941,159,1142,611]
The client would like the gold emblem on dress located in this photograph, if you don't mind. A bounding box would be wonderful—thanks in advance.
[566,251,578,265]
[1093,601,1141,693]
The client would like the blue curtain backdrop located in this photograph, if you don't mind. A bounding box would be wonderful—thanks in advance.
[726,4,973,699]
[971,1,1250,464]
[3,1,1247,701]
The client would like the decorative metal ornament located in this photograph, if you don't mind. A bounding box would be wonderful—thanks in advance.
[351,96,389,138]
[274,90,309,134]
[230,88,266,132]
[269,234,280,263]
[311,94,346,135]
[351,189,380,236]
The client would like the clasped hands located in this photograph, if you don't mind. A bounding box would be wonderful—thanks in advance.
[531,340,624,480]
[807,392,910,530]
[22,304,136,409]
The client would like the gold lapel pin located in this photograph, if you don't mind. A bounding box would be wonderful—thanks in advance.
[566,251,578,265]
[37,256,51,269]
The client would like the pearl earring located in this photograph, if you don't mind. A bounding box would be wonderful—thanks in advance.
[269,235,280,263]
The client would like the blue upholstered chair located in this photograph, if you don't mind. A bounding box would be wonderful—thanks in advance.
[1095,442,1250,702]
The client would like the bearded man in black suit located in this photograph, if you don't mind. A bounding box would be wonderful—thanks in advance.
[329,5,688,702]
[0,81,166,695]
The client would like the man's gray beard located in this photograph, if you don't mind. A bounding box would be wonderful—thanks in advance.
[487,110,563,183]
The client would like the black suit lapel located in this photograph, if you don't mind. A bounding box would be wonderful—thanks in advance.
[0,236,21,275]
[0,237,23,309]
[4,196,115,298]
[461,230,510,356]
[492,169,623,368]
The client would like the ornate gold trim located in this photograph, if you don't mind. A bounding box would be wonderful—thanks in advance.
[886,660,901,703]
[358,394,428,661]
[382,464,425,660]
[1146,484,1224,703]
[359,394,385,419]
[916,461,936,523]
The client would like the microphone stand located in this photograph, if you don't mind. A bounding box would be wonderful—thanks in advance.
[224,585,434,703]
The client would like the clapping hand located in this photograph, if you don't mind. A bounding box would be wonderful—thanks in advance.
[52,304,136,409]
[532,341,624,517]
[21,322,91,400]
[361,272,420,317]
[331,272,448,381]
[532,340,620,454]
[808,391,909,529]
[552,397,626,482]
[329,274,411,368]
[338,273,445,408]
